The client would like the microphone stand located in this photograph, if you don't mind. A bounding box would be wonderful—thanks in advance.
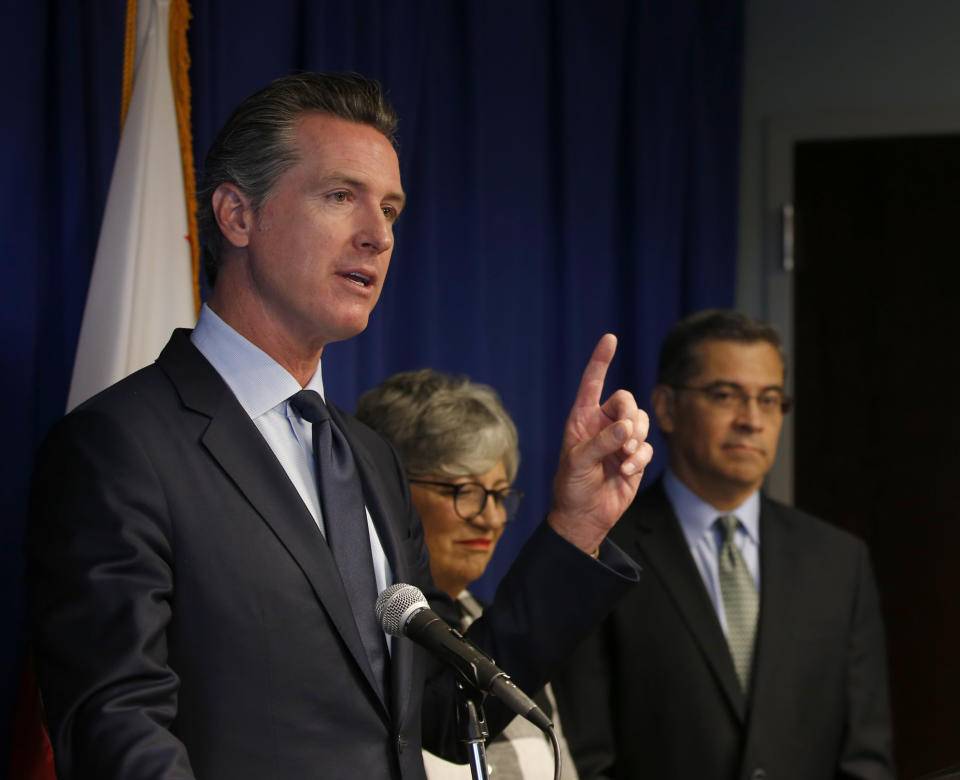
[455,682,490,780]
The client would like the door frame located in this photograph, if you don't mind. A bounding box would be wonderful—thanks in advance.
[760,108,960,504]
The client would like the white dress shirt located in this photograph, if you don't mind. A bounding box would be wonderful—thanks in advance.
[190,304,392,600]
[662,469,760,638]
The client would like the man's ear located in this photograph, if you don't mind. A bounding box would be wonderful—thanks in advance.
[651,384,676,435]
[211,183,254,249]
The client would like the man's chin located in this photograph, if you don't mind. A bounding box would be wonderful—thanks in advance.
[718,464,769,490]
[322,312,374,346]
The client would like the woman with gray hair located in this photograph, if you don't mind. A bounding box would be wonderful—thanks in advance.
[355,369,578,780]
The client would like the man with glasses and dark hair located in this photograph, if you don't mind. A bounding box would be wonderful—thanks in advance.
[555,309,894,780]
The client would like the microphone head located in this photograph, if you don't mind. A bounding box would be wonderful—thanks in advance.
[376,583,429,637]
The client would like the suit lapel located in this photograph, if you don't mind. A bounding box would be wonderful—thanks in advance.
[745,498,797,731]
[157,331,391,717]
[623,481,747,720]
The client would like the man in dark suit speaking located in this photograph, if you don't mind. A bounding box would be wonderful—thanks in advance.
[27,73,653,780]
[554,309,894,780]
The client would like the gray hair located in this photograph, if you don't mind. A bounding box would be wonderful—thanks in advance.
[197,71,399,286]
[657,308,787,386]
[355,369,520,482]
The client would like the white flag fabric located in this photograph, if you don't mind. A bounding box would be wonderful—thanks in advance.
[67,0,196,411]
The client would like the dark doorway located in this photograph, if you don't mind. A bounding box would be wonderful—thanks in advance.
[793,135,960,778]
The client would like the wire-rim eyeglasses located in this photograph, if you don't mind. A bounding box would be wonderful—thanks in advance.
[671,381,794,415]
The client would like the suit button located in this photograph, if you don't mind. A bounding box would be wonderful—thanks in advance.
[396,734,407,754]
[751,769,767,780]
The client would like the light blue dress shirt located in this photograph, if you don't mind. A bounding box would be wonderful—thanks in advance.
[662,469,760,638]
[190,304,393,602]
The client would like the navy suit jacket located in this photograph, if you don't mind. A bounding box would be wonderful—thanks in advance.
[554,478,894,780]
[29,330,638,780]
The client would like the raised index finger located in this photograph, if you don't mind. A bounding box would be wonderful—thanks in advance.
[572,333,618,410]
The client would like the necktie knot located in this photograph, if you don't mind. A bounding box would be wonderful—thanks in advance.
[289,389,330,425]
[718,514,740,566]
[718,513,739,541]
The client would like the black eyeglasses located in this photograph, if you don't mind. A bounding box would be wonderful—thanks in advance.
[672,381,794,415]
[408,479,524,524]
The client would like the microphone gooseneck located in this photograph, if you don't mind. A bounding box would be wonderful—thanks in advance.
[375,583,553,732]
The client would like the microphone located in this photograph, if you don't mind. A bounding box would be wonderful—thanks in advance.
[376,583,553,731]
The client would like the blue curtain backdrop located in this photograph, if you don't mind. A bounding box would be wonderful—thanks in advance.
[0,0,742,764]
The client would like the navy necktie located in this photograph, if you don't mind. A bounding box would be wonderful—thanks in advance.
[289,390,388,696]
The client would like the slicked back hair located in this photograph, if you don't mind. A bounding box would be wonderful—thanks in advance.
[197,71,399,286]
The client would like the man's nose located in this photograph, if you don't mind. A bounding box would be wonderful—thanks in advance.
[733,396,764,430]
[356,206,394,254]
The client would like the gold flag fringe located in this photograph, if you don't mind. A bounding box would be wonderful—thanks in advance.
[120,0,137,128]
[168,0,201,314]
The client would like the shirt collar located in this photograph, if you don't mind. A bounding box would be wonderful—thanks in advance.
[663,468,760,548]
[190,303,325,418]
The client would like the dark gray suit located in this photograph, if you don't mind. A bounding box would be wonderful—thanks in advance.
[29,330,638,780]
[554,478,893,780]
